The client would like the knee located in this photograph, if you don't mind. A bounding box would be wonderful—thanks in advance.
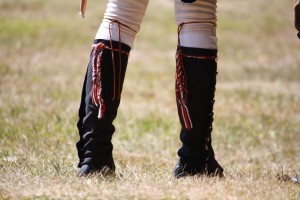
[175,0,218,49]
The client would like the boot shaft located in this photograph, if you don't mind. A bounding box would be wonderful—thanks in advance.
[87,39,131,118]
[176,46,217,134]
[176,46,219,165]
[77,39,131,169]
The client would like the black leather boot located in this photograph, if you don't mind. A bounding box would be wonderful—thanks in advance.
[76,39,131,177]
[174,46,223,178]
[291,176,300,183]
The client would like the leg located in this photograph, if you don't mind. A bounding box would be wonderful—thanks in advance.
[173,0,223,178]
[76,0,149,177]
[295,0,300,38]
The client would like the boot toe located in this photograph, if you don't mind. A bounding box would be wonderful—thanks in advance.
[77,164,93,177]
[173,159,224,178]
[173,160,195,178]
[174,161,187,178]
[206,159,224,177]
[77,164,116,178]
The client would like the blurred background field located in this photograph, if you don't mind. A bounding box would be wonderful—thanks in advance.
[0,0,299,199]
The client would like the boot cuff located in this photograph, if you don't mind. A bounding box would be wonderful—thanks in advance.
[179,46,217,57]
[93,39,131,52]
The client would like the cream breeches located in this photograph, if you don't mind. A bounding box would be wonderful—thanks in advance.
[95,0,217,49]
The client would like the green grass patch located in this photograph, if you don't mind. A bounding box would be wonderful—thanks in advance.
[1,0,299,199]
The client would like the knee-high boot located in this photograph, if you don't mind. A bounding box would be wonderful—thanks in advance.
[174,46,223,178]
[76,39,131,177]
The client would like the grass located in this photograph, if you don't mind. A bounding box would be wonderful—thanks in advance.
[0,0,300,199]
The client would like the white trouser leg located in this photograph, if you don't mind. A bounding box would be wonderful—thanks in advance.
[95,0,149,48]
[174,0,218,49]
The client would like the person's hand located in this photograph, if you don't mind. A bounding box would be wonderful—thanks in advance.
[80,0,87,18]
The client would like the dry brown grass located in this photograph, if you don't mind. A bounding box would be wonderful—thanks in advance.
[0,0,299,199]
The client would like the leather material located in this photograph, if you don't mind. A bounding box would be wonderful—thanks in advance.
[76,40,130,176]
[175,46,223,178]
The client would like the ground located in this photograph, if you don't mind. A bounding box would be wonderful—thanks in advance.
[0,0,299,199]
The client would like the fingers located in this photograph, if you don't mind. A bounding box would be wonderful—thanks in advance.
[80,0,87,18]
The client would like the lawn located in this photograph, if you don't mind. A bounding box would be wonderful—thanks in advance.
[0,0,299,199]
